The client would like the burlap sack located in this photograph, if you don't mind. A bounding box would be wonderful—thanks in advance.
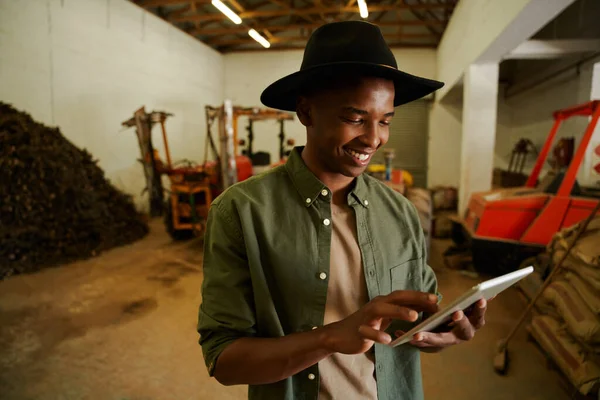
[519,271,544,301]
[547,216,600,268]
[566,272,600,316]
[530,315,600,395]
[536,284,561,318]
[560,261,600,292]
[541,281,600,344]
[405,188,432,232]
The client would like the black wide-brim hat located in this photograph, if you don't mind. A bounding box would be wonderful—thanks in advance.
[260,21,444,112]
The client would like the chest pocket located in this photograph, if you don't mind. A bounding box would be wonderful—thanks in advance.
[390,258,423,292]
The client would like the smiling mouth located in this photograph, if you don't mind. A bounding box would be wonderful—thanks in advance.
[344,147,372,164]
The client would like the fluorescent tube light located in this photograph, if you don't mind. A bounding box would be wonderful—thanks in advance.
[357,0,369,18]
[248,29,271,48]
[211,0,242,25]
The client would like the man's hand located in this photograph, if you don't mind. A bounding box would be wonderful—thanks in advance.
[322,291,440,355]
[397,298,488,353]
[211,291,440,386]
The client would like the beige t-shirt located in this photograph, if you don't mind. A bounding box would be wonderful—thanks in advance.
[319,203,378,400]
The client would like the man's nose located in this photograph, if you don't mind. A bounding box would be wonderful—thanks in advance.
[359,122,382,149]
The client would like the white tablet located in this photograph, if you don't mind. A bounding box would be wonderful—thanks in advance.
[389,266,534,347]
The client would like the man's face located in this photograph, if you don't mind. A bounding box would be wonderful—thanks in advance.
[300,76,395,178]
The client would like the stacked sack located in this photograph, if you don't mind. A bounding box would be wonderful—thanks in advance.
[531,216,600,396]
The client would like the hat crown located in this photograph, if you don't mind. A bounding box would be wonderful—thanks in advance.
[300,21,398,71]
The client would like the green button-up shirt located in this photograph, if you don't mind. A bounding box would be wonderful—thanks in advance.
[198,147,439,400]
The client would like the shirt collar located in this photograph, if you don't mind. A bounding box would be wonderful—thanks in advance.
[285,147,369,208]
[350,174,369,208]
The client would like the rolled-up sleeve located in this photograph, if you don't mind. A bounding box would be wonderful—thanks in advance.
[198,200,256,376]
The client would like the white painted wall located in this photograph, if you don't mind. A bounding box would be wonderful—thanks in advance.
[495,56,600,188]
[0,0,224,212]
[430,0,576,190]
[431,0,534,189]
[495,88,513,171]
[436,0,575,100]
[427,97,462,188]
[436,0,532,99]
[459,63,499,213]
[223,50,305,164]
[223,48,438,169]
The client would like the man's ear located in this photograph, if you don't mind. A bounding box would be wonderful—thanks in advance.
[296,96,312,127]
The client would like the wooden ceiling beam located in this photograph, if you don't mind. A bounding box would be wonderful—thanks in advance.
[372,0,397,24]
[166,4,193,18]
[219,41,437,52]
[404,0,441,37]
[209,32,435,45]
[404,0,444,38]
[137,0,209,7]
[228,0,246,13]
[265,0,316,23]
[313,0,326,22]
[192,19,446,36]
[171,3,453,22]
[190,1,201,30]
[266,0,292,9]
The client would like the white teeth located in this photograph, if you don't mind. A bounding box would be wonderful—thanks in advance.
[348,149,370,162]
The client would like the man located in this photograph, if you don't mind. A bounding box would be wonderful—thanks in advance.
[198,21,487,400]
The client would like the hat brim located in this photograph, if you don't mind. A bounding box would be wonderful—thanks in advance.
[260,62,444,112]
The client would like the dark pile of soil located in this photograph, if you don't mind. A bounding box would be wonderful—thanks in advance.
[0,103,148,279]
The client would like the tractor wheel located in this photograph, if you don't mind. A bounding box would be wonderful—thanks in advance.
[164,200,194,241]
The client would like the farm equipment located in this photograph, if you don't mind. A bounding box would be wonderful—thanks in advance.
[122,107,212,240]
[123,102,294,240]
[450,100,600,276]
[203,103,295,195]
[493,138,537,188]
[237,109,295,173]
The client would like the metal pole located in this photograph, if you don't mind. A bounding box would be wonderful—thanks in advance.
[159,119,173,170]
[248,119,254,158]
[557,103,600,196]
[525,118,562,188]
[279,119,285,160]
[219,100,238,189]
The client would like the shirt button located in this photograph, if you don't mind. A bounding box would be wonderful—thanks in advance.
[308,373,316,380]
[323,218,331,226]
[319,272,327,280]
[321,189,328,197]
[305,198,311,204]
[369,269,375,277]
[364,200,369,206]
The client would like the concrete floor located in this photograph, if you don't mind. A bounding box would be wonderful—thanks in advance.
[0,220,573,400]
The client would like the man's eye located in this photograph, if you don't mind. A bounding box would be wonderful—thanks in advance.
[380,120,391,126]
[343,118,363,124]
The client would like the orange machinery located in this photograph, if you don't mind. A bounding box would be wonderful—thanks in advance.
[203,103,294,198]
[123,107,215,239]
[451,100,600,276]
[124,103,293,240]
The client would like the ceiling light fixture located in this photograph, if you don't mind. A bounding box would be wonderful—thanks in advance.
[357,0,369,18]
[248,29,271,48]
[211,0,242,25]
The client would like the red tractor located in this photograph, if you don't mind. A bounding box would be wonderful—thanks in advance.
[451,101,600,276]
